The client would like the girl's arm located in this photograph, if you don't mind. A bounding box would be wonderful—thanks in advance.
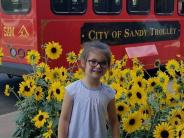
[58,92,73,138]
[107,99,120,138]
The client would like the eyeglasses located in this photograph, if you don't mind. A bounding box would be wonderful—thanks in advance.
[87,59,108,68]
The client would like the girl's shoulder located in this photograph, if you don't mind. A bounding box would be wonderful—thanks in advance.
[65,80,81,97]
[101,84,115,100]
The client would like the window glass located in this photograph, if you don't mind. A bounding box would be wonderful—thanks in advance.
[155,0,174,15]
[178,0,184,15]
[1,0,31,14]
[51,0,87,14]
[127,0,150,15]
[93,0,122,14]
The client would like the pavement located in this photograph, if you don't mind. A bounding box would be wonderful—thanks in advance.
[0,111,18,138]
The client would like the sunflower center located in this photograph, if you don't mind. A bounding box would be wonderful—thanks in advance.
[129,119,135,125]
[53,73,59,78]
[170,98,175,102]
[118,106,124,111]
[51,48,57,53]
[176,114,181,119]
[62,72,65,76]
[136,92,142,99]
[175,121,178,125]
[128,93,132,98]
[56,89,60,94]
[151,82,156,87]
[109,71,113,76]
[143,110,149,114]
[179,131,182,137]
[138,81,142,87]
[38,115,44,121]
[128,84,132,90]
[161,130,169,138]
[36,91,40,96]
[120,77,124,82]
[31,55,36,60]
[24,86,30,92]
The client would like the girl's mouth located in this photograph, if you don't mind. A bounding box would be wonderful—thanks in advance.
[91,69,102,73]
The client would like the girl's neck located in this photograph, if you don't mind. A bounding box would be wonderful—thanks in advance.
[82,77,101,89]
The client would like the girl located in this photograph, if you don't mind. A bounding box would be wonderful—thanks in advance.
[58,41,120,138]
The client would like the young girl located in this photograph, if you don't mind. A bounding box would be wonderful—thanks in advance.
[58,41,120,138]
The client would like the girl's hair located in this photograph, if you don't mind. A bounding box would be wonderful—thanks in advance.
[80,41,112,67]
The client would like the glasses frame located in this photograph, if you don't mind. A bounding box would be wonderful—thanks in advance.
[87,59,108,68]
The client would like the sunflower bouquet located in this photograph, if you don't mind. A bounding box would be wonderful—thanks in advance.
[3,41,184,138]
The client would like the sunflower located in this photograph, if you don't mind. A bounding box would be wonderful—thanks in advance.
[43,121,53,138]
[32,110,49,128]
[176,124,184,138]
[133,67,144,78]
[46,67,63,82]
[139,105,153,119]
[157,71,169,88]
[140,114,151,130]
[153,83,167,96]
[166,59,180,77]
[153,122,174,138]
[111,54,115,65]
[131,85,147,105]
[73,68,84,80]
[111,83,124,100]
[51,81,65,101]
[36,62,50,78]
[132,57,142,69]
[121,69,133,82]
[78,48,83,59]
[45,41,62,60]
[165,92,179,107]
[47,88,54,101]
[116,101,129,116]
[122,54,128,66]
[168,109,184,122]
[123,111,142,134]
[66,51,78,64]
[35,86,43,101]
[4,84,10,96]
[115,60,123,69]
[124,90,135,106]
[19,80,35,97]
[60,66,67,82]
[147,77,159,93]
[179,60,184,75]
[168,117,181,128]
[26,50,40,65]
[132,76,146,89]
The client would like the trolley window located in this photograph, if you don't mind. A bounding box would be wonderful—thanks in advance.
[93,0,122,14]
[155,0,174,15]
[178,0,184,15]
[1,0,31,14]
[51,0,87,14]
[127,0,150,15]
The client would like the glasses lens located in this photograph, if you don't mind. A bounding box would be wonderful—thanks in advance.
[88,60,107,68]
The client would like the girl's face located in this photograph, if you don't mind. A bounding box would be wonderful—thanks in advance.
[82,50,108,80]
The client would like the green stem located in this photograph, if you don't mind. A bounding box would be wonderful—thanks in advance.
[11,89,21,102]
